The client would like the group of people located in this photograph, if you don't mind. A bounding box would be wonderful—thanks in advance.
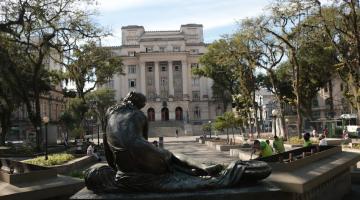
[252,136,286,158]
[252,131,330,158]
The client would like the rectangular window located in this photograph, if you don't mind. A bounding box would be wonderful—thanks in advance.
[159,47,166,52]
[192,77,200,86]
[128,51,135,56]
[312,98,319,108]
[105,79,114,88]
[145,47,153,52]
[173,46,180,52]
[128,79,136,88]
[161,66,167,71]
[173,61,181,71]
[190,49,199,54]
[128,65,136,74]
[146,62,154,72]
[191,63,198,68]
[192,91,200,101]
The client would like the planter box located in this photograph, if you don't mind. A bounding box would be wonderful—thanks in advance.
[51,155,97,174]
[215,144,243,152]
[205,140,226,148]
[229,148,253,160]
[0,159,57,185]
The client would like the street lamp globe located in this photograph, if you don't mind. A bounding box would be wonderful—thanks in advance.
[42,116,49,124]
[272,109,278,117]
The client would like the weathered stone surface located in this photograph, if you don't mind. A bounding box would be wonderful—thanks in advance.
[71,182,286,200]
[0,175,84,200]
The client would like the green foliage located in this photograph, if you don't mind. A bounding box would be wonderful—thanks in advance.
[202,123,211,132]
[288,136,303,145]
[23,153,75,166]
[68,170,85,179]
[71,127,85,139]
[85,88,116,133]
[195,37,241,110]
[0,0,106,150]
[64,41,123,99]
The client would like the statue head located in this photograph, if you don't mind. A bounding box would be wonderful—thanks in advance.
[123,91,146,109]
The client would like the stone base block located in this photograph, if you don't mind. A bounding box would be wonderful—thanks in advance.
[71,182,287,200]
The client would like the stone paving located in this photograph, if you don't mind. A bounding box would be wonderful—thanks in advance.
[163,139,237,166]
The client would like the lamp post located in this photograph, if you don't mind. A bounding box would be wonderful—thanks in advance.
[42,116,49,160]
[97,124,100,146]
[208,121,212,139]
[272,109,278,137]
[285,118,289,139]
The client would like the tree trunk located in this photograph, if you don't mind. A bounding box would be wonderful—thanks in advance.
[292,51,303,138]
[279,103,287,140]
[0,114,10,146]
[34,93,43,151]
[328,80,335,118]
[226,129,229,144]
[248,112,253,138]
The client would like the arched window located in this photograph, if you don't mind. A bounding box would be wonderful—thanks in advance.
[147,108,155,121]
[161,107,169,121]
[175,107,183,120]
[194,106,201,120]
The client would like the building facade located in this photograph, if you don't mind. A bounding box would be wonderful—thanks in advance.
[9,54,66,144]
[104,24,224,136]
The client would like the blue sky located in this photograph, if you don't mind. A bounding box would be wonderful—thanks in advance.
[93,0,271,45]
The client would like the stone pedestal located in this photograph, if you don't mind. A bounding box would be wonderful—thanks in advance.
[71,182,285,200]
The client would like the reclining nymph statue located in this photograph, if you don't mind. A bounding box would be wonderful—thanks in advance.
[84,92,271,193]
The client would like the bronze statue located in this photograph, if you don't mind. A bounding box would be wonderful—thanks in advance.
[85,92,271,193]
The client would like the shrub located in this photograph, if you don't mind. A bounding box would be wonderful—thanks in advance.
[288,136,303,145]
[23,153,75,166]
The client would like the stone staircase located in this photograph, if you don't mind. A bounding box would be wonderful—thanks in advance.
[148,120,185,137]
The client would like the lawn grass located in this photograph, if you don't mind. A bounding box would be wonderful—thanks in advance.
[23,153,75,166]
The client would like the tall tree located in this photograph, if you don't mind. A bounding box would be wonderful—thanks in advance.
[315,0,360,123]
[261,0,317,137]
[85,88,116,135]
[0,0,103,150]
[63,42,123,102]
[194,37,240,111]
[240,16,288,138]
[61,41,123,131]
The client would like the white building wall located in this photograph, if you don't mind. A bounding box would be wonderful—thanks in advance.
[102,24,223,134]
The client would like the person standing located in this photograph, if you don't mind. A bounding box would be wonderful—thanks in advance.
[273,136,285,153]
[176,129,179,138]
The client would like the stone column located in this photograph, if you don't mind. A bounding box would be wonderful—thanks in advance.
[155,61,160,96]
[182,60,189,100]
[140,62,146,95]
[168,61,174,96]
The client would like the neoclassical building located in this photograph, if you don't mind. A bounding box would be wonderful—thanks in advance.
[104,24,224,136]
